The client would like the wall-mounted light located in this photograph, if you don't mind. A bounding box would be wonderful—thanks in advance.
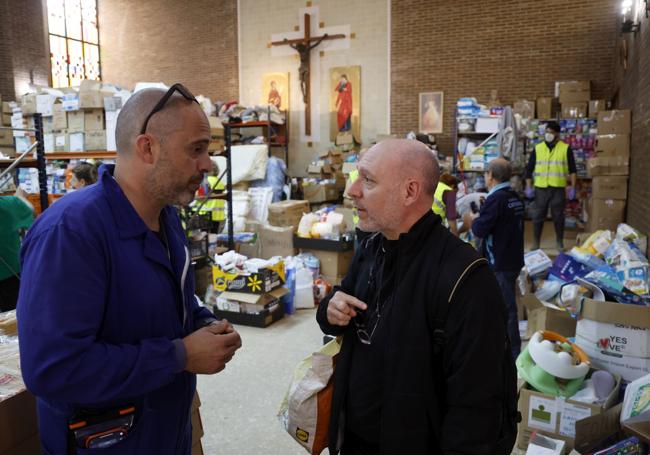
[621,0,640,34]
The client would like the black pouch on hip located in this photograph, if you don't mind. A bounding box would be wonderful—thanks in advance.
[68,404,136,450]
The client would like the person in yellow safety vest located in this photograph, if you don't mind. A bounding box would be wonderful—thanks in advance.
[524,121,577,252]
[199,164,226,231]
[432,173,460,235]
[348,169,360,226]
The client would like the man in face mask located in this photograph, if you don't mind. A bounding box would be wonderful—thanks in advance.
[524,121,577,251]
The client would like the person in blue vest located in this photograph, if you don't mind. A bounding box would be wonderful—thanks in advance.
[464,158,525,358]
[525,121,577,251]
[17,84,242,454]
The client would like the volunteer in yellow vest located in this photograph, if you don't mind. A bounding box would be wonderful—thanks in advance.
[432,173,460,235]
[199,163,226,231]
[346,167,372,247]
[525,121,577,252]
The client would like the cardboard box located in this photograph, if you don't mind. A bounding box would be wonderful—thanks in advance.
[517,371,621,452]
[302,183,340,203]
[267,200,310,231]
[105,110,118,151]
[217,287,288,314]
[85,130,106,151]
[52,103,67,130]
[68,132,85,152]
[513,99,536,119]
[587,156,629,177]
[595,134,630,158]
[78,80,108,108]
[589,100,606,118]
[298,248,354,278]
[591,176,628,200]
[212,288,287,327]
[475,117,500,133]
[561,103,588,119]
[212,261,285,294]
[258,224,295,259]
[587,199,626,232]
[0,146,16,158]
[67,110,85,132]
[0,389,39,454]
[537,97,560,119]
[575,298,650,382]
[54,133,67,152]
[2,113,11,126]
[84,108,104,131]
[557,80,591,104]
[598,110,632,135]
[574,404,623,454]
[0,128,13,146]
[522,293,577,339]
[61,92,79,111]
[44,134,54,153]
[103,95,123,112]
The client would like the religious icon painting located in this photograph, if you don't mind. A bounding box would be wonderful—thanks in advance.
[262,72,289,111]
[418,92,444,134]
[329,66,360,144]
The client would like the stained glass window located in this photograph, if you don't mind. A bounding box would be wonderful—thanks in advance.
[47,0,100,88]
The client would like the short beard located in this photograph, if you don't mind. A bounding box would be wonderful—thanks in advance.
[146,153,194,207]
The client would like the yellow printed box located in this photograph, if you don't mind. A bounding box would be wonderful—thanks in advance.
[212,261,285,295]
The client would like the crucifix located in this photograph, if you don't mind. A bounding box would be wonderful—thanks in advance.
[271,13,345,135]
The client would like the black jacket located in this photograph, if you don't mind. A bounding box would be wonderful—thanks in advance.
[471,184,525,272]
[317,211,510,454]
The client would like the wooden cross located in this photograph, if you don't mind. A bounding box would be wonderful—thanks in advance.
[271,13,345,135]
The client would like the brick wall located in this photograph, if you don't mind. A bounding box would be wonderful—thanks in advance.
[98,0,239,101]
[617,11,650,236]
[391,0,619,153]
[0,0,50,101]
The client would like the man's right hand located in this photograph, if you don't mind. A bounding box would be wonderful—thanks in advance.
[524,186,535,199]
[327,291,367,326]
[183,320,242,374]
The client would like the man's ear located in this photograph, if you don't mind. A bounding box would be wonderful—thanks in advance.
[134,134,156,165]
[403,179,421,207]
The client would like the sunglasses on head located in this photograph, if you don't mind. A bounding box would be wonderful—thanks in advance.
[140,83,199,135]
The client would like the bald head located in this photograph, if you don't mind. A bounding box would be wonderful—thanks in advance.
[371,138,440,196]
[115,88,196,155]
[488,158,512,183]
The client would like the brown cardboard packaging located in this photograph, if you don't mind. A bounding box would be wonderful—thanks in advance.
[259,224,296,259]
[595,134,630,158]
[536,97,560,119]
[557,80,591,104]
[597,110,632,135]
[561,103,588,119]
[587,199,626,232]
[521,293,576,339]
[587,156,629,177]
[302,183,340,203]
[588,100,606,118]
[0,146,16,158]
[84,109,104,131]
[591,176,628,200]
[0,389,40,454]
[67,110,85,132]
[298,249,354,278]
[268,200,310,231]
[516,371,620,452]
[0,128,13,146]
[84,130,107,151]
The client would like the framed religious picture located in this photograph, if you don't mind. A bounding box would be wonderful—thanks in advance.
[330,66,361,144]
[262,72,289,111]
[418,92,444,134]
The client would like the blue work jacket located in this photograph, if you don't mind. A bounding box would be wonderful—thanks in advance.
[17,165,215,454]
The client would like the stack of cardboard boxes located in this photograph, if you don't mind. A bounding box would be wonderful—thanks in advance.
[535,81,606,120]
[303,149,347,203]
[587,110,632,231]
[0,96,16,158]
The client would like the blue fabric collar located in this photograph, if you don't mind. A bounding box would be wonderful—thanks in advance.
[488,182,511,198]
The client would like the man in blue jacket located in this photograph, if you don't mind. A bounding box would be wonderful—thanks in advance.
[465,158,524,358]
[17,85,242,454]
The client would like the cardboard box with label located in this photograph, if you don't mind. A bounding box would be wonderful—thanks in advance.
[302,183,340,203]
[587,156,629,177]
[589,100,606,118]
[258,224,295,259]
[78,80,110,109]
[212,287,287,328]
[591,176,628,200]
[595,134,630,158]
[212,261,285,295]
[561,103,588,119]
[557,80,591,104]
[84,109,104,131]
[537,97,561,119]
[517,371,621,452]
[295,236,355,278]
[522,293,577,339]
[575,298,650,382]
[68,132,85,152]
[268,200,310,231]
[85,130,107,151]
[52,103,67,131]
[597,110,632,135]
[67,110,85,132]
[587,199,626,232]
